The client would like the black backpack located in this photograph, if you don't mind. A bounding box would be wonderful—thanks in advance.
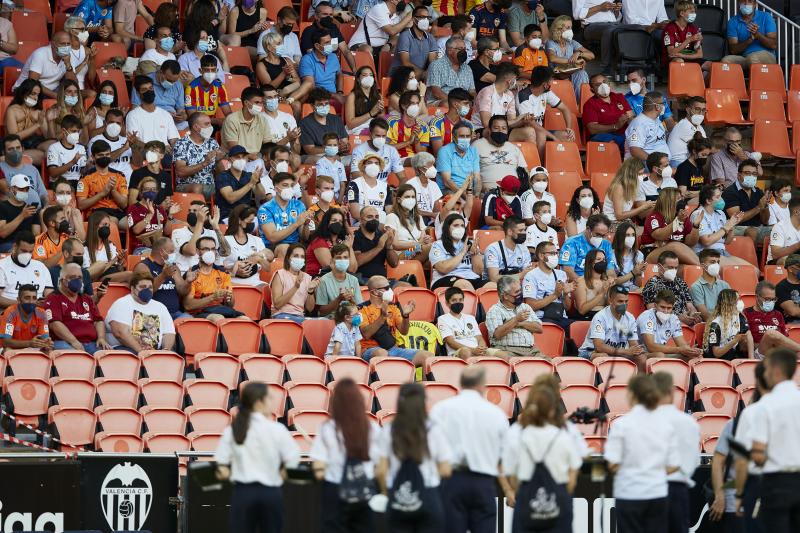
[516,433,569,532]
[338,457,375,504]
[388,458,426,520]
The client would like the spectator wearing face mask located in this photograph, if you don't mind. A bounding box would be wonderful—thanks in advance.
[406,152,443,224]
[1,136,48,207]
[348,0,414,54]
[33,206,75,268]
[722,159,770,244]
[667,97,707,168]
[221,87,274,169]
[638,152,678,206]
[429,88,473,156]
[559,213,616,282]
[130,61,186,131]
[0,232,54,308]
[215,145,268,222]
[88,109,134,184]
[174,113,225,199]
[525,200,558,253]
[299,88,350,163]
[185,54,232,128]
[301,3,357,70]
[744,280,800,358]
[13,32,76,99]
[473,115,528,191]
[258,172,311,257]
[768,193,800,266]
[524,241,574,332]
[134,236,191,320]
[351,118,404,183]
[183,236,243,323]
[624,92,672,162]
[127,176,172,255]
[315,243,363,319]
[486,275,543,358]
[261,86,301,155]
[430,213,492,291]
[352,206,401,283]
[387,90,430,158]
[721,0,778,66]
[578,284,643,364]
[172,201,230,274]
[347,154,394,225]
[126,76,180,151]
[0,175,41,253]
[50,237,98,304]
[77,140,129,226]
[271,242,320,323]
[390,5,438,80]
[583,73,633,153]
[128,141,173,206]
[565,186,601,237]
[315,139,347,204]
[47,114,88,184]
[427,36,476,105]
[223,205,273,287]
[105,271,176,351]
[485,216,534,283]
[643,250,702,326]
[708,127,762,188]
[513,24,549,80]
[481,175,523,230]
[521,166,556,224]
[0,284,52,354]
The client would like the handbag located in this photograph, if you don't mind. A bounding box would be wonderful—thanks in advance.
[540,271,565,320]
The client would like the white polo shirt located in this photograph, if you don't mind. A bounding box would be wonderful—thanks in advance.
[377,421,453,487]
[125,106,180,146]
[525,222,558,250]
[657,404,701,486]
[769,218,800,262]
[14,45,67,92]
[428,389,509,476]
[748,380,800,473]
[733,399,766,475]
[348,2,400,48]
[309,420,381,483]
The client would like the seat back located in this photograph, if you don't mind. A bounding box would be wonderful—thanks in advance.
[284,355,328,383]
[50,377,95,409]
[286,382,331,411]
[96,432,145,453]
[423,382,460,410]
[185,379,230,409]
[50,406,96,447]
[547,171,583,208]
[139,351,185,383]
[561,384,601,412]
[51,351,96,380]
[144,432,191,453]
[720,264,758,295]
[668,61,705,98]
[604,384,631,412]
[749,91,787,122]
[195,353,242,390]
[218,319,263,356]
[704,89,748,125]
[534,323,565,358]
[749,63,787,100]
[260,319,304,356]
[372,381,402,412]
[594,357,637,385]
[697,385,739,417]
[186,406,232,433]
[585,142,622,176]
[96,351,141,381]
[690,359,734,386]
[94,378,140,409]
[395,287,438,321]
[96,406,143,434]
[240,354,285,383]
[327,357,370,384]
[140,406,188,435]
[482,384,514,417]
[302,319,336,358]
[371,357,415,383]
[710,62,748,100]
[468,357,511,385]
[425,357,467,386]
[752,119,793,158]
[545,142,585,180]
[176,319,220,359]
[511,358,554,385]
[648,358,691,390]
[553,357,596,385]
[6,377,50,418]
[8,351,51,380]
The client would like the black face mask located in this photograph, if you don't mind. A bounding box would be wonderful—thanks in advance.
[187,212,199,227]
[364,219,379,233]
[449,302,464,314]
[244,222,255,233]
[513,233,526,245]
[421,0,432,6]
[490,131,508,145]
[279,23,293,35]
[319,16,335,28]
[98,226,111,240]
[696,157,707,168]
[329,222,343,235]
[456,49,468,64]
[57,220,71,234]
[96,156,111,168]
[141,90,156,104]
[70,255,84,266]
[593,261,607,274]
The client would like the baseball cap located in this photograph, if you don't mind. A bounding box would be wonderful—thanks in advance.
[530,166,549,177]
[9,174,30,189]
[498,175,520,193]
[228,145,247,157]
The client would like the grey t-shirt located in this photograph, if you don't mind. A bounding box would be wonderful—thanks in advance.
[299,114,348,154]
[390,28,438,74]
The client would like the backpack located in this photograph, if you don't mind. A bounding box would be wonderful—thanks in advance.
[338,457,375,504]
[516,433,569,532]
[388,458,427,520]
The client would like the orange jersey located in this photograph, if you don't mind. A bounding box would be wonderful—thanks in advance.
[513,48,549,74]
[76,170,128,214]
[0,304,49,341]
[33,232,68,262]
[358,302,404,350]
[189,267,232,312]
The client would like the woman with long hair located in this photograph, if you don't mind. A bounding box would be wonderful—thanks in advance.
[574,248,610,319]
[255,31,300,95]
[4,79,52,165]
[270,242,319,323]
[702,289,753,360]
[602,157,654,227]
[215,382,301,533]
[640,188,701,265]
[391,91,426,157]
[51,79,89,143]
[311,378,378,532]
[84,211,130,283]
[385,184,432,265]
[691,184,751,267]
[376,383,452,533]
[605,375,680,533]
[127,176,171,255]
[565,185,600,237]
[305,207,353,277]
[430,213,492,291]
[344,65,383,135]
[387,66,427,116]
[503,386,582,533]
[88,80,119,138]
[612,221,645,291]
[224,204,273,286]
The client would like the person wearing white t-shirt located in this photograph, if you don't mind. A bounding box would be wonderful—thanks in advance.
[484,216,533,283]
[89,109,133,183]
[105,272,176,351]
[224,205,274,286]
[516,66,576,159]
[578,285,646,367]
[406,151,442,223]
[13,34,72,97]
[523,241,573,332]
[638,152,678,209]
[46,114,87,183]
[347,153,394,225]
[768,195,800,264]
[0,233,54,307]
[471,62,535,148]
[63,16,93,91]
[524,199,558,254]
[767,178,792,226]
[520,166,557,223]
[636,293,702,360]
[262,86,301,153]
[666,96,707,167]
[348,0,413,50]
[315,134,348,201]
[126,75,180,151]
[139,27,177,67]
[438,286,510,359]
[172,202,230,273]
[350,119,405,182]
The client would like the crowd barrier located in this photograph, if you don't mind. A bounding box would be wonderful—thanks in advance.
[0,452,717,533]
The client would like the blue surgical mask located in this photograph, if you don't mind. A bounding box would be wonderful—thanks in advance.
[142,191,158,202]
[351,314,362,327]
[65,95,79,107]
[322,43,334,55]
[138,288,153,303]
[740,3,754,15]
[198,40,209,53]
[57,45,70,57]
[289,257,305,271]
[315,104,330,116]
[67,277,82,293]
[160,37,174,51]
[98,93,114,105]
[265,97,279,112]
[334,258,349,272]
[20,302,36,314]
[324,145,338,157]
[456,138,470,151]
[162,79,174,89]
[275,44,287,56]
[713,198,725,210]
[761,300,775,312]
[742,174,757,189]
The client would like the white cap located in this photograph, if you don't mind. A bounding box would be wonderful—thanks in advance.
[530,166,549,177]
[9,174,30,189]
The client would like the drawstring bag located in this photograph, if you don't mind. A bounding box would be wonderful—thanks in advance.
[388,458,427,521]
[516,433,569,531]
[339,457,375,504]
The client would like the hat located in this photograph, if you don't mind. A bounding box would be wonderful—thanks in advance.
[786,254,800,268]
[498,175,520,193]
[359,152,385,169]
[530,166,549,177]
[228,145,247,157]
[9,174,30,189]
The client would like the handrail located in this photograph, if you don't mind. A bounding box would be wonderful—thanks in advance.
[696,0,800,84]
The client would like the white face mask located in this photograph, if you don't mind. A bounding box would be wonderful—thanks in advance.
[545,255,559,269]
[589,236,603,247]
[279,187,295,201]
[624,235,636,248]
[406,79,419,91]
[232,158,247,171]
[736,299,745,313]
[751,151,762,162]
[201,250,216,264]
[24,96,38,107]
[145,150,160,164]
[502,194,516,204]
[660,166,673,179]
[662,268,678,282]
[538,212,552,225]
[105,122,122,138]
[597,83,610,98]
[491,49,502,62]
[656,311,671,323]
[320,190,335,203]
[417,18,430,31]
[781,192,792,204]
[66,132,80,145]
[629,82,642,95]
[706,262,720,277]
[200,126,214,140]
[532,181,547,193]
[77,30,89,44]
[561,29,574,40]
[364,163,381,178]
[579,196,594,209]
[424,166,437,179]
[203,72,217,84]
[16,252,31,266]
[528,37,542,49]
[360,75,375,88]
[371,136,386,149]
[690,114,704,126]
[450,226,466,240]
[382,288,395,302]
[406,104,420,118]
[275,160,290,173]
[250,104,263,115]
[56,193,72,206]
[400,197,417,210]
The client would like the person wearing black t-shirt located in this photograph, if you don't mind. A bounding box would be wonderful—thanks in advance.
[352,206,399,283]
[675,135,711,203]
[0,174,40,252]
[776,254,800,323]
[704,288,752,361]
[128,140,173,207]
[469,37,501,94]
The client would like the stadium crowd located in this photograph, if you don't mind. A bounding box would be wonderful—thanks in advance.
[1,0,800,530]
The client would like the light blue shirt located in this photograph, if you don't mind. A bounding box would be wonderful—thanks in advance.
[257,198,306,246]
[625,112,670,159]
[616,250,644,291]
[579,306,638,353]
[559,234,616,277]
[131,71,184,114]
[315,157,347,199]
[636,308,682,345]
[298,51,340,93]
[727,11,777,56]
[693,208,728,253]
[624,92,672,122]
[435,142,480,191]
[430,240,479,285]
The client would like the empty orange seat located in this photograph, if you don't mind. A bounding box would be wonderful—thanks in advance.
[143,432,191,453]
[96,406,143,434]
[140,406,188,434]
[139,350,185,383]
[286,381,331,411]
[585,141,622,176]
[395,287,437,321]
[284,355,328,383]
[218,319,263,356]
[49,406,96,448]
[6,377,50,425]
[749,63,786,101]
[96,350,141,381]
[195,352,242,390]
[372,381,402,412]
[467,357,512,385]
[752,119,794,158]
[371,357,415,383]
[240,354,285,383]
[647,358,691,390]
[184,379,230,409]
[423,382,460,410]
[425,357,468,386]
[328,357,370,384]
[669,61,705,98]
[7,351,51,380]
[94,378,139,409]
[748,91,788,123]
[720,264,758,295]
[593,357,637,385]
[511,358,554,385]
[561,384,601,413]
[545,141,586,180]
[705,89,750,126]
[690,359,734,387]
[139,379,184,409]
[710,62,748,101]
[553,357,596,385]
[186,406,232,433]
[482,384,514,417]
[260,319,304,356]
[303,318,336,358]
[50,377,95,410]
[696,385,739,417]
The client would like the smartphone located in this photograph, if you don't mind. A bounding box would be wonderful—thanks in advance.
[100,278,110,289]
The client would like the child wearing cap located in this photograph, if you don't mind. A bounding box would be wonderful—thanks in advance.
[481,175,523,229]
[521,166,557,225]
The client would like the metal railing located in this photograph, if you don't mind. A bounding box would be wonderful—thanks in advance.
[696,0,800,84]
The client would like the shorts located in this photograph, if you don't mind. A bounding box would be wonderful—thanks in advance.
[363,346,419,361]
[733,225,771,242]
[578,348,593,359]
[430,276,491,291]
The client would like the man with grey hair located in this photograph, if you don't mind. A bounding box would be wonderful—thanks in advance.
[429,365,511,533]
[427,36,476,104]
[13,32,78,98]
[744,279,800,357]
[407,151,443,223]
[708,126,763,187]
[44,262,112,354]
[485,275,543,358]
[469,36,502,94]
[63,16,96,95]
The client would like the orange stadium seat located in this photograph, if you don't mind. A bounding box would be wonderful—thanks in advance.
[604,384,631,412]
[425,357,468,386]
[387,259,428,288]
[51,350,96,380]
[569,321,591,347]
[424,382,459,409]
[764,265,787,285]
[550,79,580,118]
[224,73,251,101]
[5,377,50,426]
[647,358,691,391]
[96,406,143,435]
[483,384,514,417]
[791,64,800,91]
[695,385,739,417]
[195,352,241,390]
[720,264,758,295]
[534,323,565,358]
[748,91,788,123]
[690,359,734,387]
[223,46,253,70]
[543,109,584,150]
[789,91,800,124]
[511,358,554,385]
[144,432,191,453]
[218,319,263,355]
[474,230,504,251]
[328,357,370,384]
[372,381,401,412]
[284,355,328,383]
[371,357,415,383]
[710,62,748,100]
[12,41,45,65]
[260,319,304,356]
[50,377,95,409]
[96,433,144,453]
[231,285,264,320]
[176,319,219,363]
[545,141,585,180]
[468,357,511,385]
[265,382,288,419]
[395,287,437,321]
[668,61,705,98]
[705,89,750,126]
[49,406,97,448]
[561,384,601,412]
[752,119,794,158]
[185,406,231,434]
[11,11,48,43]
[139,379,184,409]
[593,357,637,385]
[140,350,185,383]
[726,236,759,266]
[585,142,622,176]
[3,67,21,97]
[303,319,335,358]
[140,406,188,435]
[737,384,755,405]
[749,63,786,101]
[512,141,541,168]
[185,379,230,409]
[240,354,285,383]
[693,413,731,442]
[96,283,130,317]
[513,382,532,406]
[7,351,51,380]
[732,359,758,388]
[547,171,583,209]
[590,172,615,200]
[288,410,330,434]
[94,378,140,409]
[553,357,596,385]
[96,350,141,381]
[286,382,331,411]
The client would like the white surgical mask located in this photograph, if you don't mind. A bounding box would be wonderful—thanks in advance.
[656,311,672,323]
[538,212,552,225]
[203,72,217,84]
[77,30,89,44]
[249,104,263,114]
[24,96,38,107]
[629,82,642,95]
[424,166,437,179]
[491,49,502,62]
[589,236,603,247]
[289,257,305,271]
[781,192,792,203]
[371,136,386,149]
[200,126,214,139]
[406,78,419,91]
[275,161,290,173]
[400,197,416,210]
[16,252,31,265]
[528,38,542,49]
[382,288,394,302]
[501,194,516,204]
[417,18,430,30]
[736,299,745,313]
[687,12,697,23]
[280,187,295,201]
[450,226,465,240]
[690,114,704,126]
[660,166,673,179]
[232,159,247,171]
[706,263,720,277]
[360,75,375,88]
[624,235,636,248]
[106,122,121,137]
[15,190,27,203]
[597,83,610,98]
[579,196,594,209]
[56,193,72,206]
[406,104,420,117]
[545,255,559,269]
[201,250,216,264]
[561,29,573,40]
[66,132,80,145]
[320,190,335,203]
[532,181,547,193]
[145,150,160,164]
[364,163,380,178]
[663,268,677,282]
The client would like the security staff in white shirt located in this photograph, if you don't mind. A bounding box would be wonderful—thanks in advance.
[215,382,301,533]
[748,349,800,533]
[428,366,510,533]
[605,375,680,533]
[653,372,701,533]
